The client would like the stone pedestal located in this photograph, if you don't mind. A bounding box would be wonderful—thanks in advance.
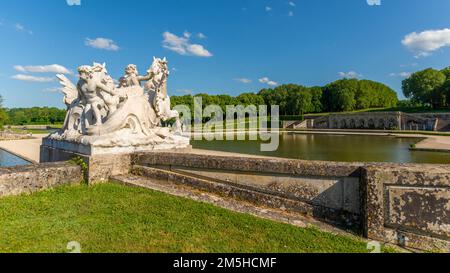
[40,137,191,183]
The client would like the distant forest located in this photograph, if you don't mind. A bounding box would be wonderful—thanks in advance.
[1,107,66,126]
[172,78,399,117]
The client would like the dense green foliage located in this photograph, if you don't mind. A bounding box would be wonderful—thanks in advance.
[5,107,66,125]
[402,67,450,108]
[172,79,398,116]
[0,183,390,253]
[0,96,8,128]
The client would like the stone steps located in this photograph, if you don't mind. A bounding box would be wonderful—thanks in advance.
[110,172,355,237]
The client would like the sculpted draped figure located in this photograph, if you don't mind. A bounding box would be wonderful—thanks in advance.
[49,57,189,152]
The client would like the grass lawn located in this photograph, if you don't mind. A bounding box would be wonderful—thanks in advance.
[0,183,390,253]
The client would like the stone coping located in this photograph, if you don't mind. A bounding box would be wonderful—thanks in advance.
[0,161,77,174]
[133,151,365,178]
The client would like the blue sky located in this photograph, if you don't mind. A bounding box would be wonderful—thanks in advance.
[1,0,450,108]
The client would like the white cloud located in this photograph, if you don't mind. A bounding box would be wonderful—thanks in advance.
[85,37,120,51]
[289,1,296,7]
[259,77,278,86]
[15,23,32,34]
[183,31,191,38]
[176,89,193,95]
[66,0,81,6]
[198,33,207,39]
[44,87,63,93]
[265,6,272,12]
[400,63,418,68]
[338,71,362,79]
[14,64,71,74]
[162,31,212,57]
[288,11,294,17]
[235,78,252,84]
[12,74,55,82]
[389,72,411,78]
[402,28,450,58]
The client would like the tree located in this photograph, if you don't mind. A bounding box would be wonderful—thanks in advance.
[283,85,312,115]
[0,95,7,128]
[402,68,446,108]
[323,79,358,112]
[309,87,323,113]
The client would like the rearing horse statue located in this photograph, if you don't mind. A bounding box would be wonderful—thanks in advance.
[146,57,180,122]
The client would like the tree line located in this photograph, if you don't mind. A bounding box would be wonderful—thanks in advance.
[1,107,66,126]
[172,78,399,116]
[402,67,450,108]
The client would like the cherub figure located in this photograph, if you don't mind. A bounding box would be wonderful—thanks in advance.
[119,64,153,88]
[77,65,117,126]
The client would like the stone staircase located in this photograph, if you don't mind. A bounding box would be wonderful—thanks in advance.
[110,165,355,235]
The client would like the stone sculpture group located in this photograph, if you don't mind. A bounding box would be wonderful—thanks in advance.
[47,57,189,154]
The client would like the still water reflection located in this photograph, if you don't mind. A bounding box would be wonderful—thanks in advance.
[192,133,450,164]
[0,149,31,167]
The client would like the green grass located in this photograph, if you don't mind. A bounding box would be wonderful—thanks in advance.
[0,183,391,253]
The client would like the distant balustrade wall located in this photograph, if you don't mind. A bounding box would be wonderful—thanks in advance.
[308,112,447,131]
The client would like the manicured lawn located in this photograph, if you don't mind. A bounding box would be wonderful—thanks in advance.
[0,183,389,253]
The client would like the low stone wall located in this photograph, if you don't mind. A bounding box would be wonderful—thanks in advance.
[310,112,450,132]
[0,132,33,141]
[0,162,82,197]
[132,151,450,251]
[40,145,132,183]
[133,152,364,228]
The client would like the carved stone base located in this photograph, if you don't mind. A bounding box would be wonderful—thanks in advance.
[40,137,192,183]
[41,135,190,157]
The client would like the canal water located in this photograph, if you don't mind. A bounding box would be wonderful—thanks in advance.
[0,149,31,167]
[192,132,450,164]
[1,133,448,166]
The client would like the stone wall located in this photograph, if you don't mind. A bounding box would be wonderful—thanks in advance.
[0,132,33,141]
[313,112,438,131]
[132,151,450,251]
[0,162,82,197]
[361,164,450,251]
[40,145,132,183]
[133,152,365,228]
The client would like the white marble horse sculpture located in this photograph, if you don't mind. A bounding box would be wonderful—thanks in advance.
[146,57,180,122]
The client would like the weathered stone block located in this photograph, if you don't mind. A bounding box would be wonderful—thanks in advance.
[0,162,82,197]
[362,164,450,251]
[386,186,449,238]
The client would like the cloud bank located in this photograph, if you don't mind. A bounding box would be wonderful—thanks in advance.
[162,31,212,57]
[85,37,120,51]
[402,28,450,58]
